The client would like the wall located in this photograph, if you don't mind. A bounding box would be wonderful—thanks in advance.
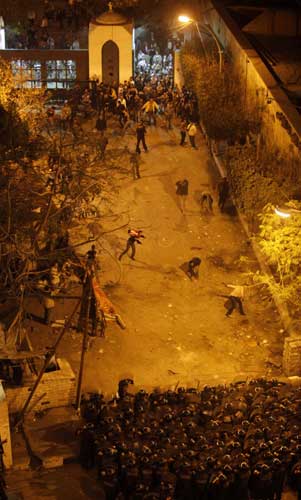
[0,383,13,469]
[5,358,76,416]
[0,49,89,82]
[198,0,301,159]
[89,22,133,83]
[243,9,301,36]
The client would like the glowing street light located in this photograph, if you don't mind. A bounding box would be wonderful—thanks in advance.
[178,15,192,24]
[274,207,291,218]
[274,205,301,218]
[178,13,223,73]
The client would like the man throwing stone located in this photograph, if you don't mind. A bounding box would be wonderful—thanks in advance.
[118,230,144,261]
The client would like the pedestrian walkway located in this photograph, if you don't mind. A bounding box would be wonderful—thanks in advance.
[79,122,284,395]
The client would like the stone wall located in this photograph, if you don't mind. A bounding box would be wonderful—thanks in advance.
[5,358,76,416]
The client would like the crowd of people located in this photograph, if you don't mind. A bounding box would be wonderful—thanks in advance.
[49,75,199,138]
[136,47,174,79]
[7,0,87,49]
[6,1,178,74]
[42,69,256,327]
[79,378,301,499]
[38,75,204,337]
[134,28,184,79]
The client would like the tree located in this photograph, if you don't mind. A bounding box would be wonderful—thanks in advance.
[0,57,129,339]
[180,43,258,143]
[256,202,301,314]
[0,57,47,149]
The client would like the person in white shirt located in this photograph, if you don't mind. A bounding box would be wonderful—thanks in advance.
[187,122,197,148]
[224,283,245,317]
[120,96,127,108]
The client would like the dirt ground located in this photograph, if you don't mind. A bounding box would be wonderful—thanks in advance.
[6,118,294,498]
[25,117,286,397]
[5,464,103,499]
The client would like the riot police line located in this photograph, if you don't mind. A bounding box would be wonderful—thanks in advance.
[77,378,301,499]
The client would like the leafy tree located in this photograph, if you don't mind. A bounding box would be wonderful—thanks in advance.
[227,142,290,217]
[180,43,259,142]
[0,58,47,149]
[225,136,300,229]
[255,202,301,314]
[0,58,130,337]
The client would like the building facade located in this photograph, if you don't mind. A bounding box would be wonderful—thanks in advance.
[0,4,133,88]
[89,6,133,85]
[0,49,88,88]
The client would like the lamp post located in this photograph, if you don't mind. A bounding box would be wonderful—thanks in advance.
[178,14,223,73]
[274,204,301,218]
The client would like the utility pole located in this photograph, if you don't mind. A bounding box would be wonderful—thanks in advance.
[75,272,93,412]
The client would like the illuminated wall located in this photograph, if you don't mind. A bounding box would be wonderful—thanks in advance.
[89,21,133,83]
[0,28,5,50]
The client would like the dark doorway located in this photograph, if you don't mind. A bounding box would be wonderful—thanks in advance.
[102,40,119,85]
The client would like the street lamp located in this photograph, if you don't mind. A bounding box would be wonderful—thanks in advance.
[178,14,223,73]
[178,15,191,24]
[274,207,291,219]
[274,204,301,218]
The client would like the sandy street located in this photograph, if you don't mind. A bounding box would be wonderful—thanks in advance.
[60,121,284,396]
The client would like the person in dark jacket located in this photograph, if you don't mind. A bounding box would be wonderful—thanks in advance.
[272,458,286,500]
[79,424,96,469]
[0,472,7,500]
[186,257,201,280]
[176,179,189,213]
[135,121,148,154]
[291,460,301,500]
[87,244,97,263]
[179,119,187,146]
[118,378,134,400]
[95,112,107,132]
[232,462,251,500]
[200,190,213,213]
[217,177,230,212]
[131,153,141,180]
[98,134,108,159]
